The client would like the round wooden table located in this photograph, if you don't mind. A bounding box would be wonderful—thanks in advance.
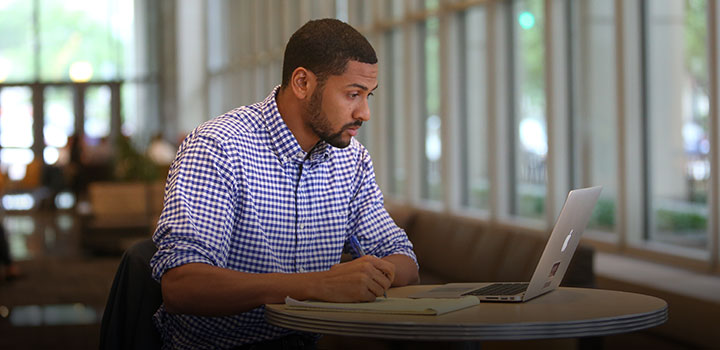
[264,285,668,341]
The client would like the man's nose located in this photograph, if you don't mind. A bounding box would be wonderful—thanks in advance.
[355,100,371,122]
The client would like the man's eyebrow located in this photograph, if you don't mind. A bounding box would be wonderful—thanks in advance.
[347,83,379,91]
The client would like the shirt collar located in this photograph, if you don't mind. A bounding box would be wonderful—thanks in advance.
[263,86,333,165]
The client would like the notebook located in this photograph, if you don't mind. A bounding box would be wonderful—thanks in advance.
[409,186,602,302]
[284,296,479,315]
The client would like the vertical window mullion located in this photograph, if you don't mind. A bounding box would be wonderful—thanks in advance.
[32,84,44,160]
[507,1,517,216]
[418,20,430,200]
[615,0,628,251]
[640,0,651,243]
[439,10,454,210]
[487,0,500,220]
[708,0,719,271]
[544,0,556,229]
[458,12,470,207]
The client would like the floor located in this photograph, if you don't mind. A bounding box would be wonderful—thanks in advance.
[0,209,123,349]
[0,209,697,350]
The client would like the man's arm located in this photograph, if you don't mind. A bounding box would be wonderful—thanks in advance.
[161,255,395,316]
[383,254,420,286]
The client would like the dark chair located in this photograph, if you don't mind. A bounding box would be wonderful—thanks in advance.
[99,238,163,349]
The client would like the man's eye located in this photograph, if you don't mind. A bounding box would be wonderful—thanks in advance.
[349,92,360,99]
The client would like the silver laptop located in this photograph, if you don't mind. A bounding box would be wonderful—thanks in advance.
[410,186,602,302]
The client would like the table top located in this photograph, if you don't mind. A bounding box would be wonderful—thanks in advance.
[264,285,668,341]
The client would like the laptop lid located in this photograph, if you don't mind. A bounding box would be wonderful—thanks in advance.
[521,186,602,301]
[408,186,602,301]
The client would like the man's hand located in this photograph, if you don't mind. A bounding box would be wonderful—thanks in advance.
[161,254,415,316]
[312,255,395,302]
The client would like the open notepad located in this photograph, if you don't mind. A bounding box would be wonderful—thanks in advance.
[284,296,479,316]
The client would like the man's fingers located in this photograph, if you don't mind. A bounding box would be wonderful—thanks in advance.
[365,278,385,299]
[358,258,393,291]
[320,256,397,302]
[358,255,396,282]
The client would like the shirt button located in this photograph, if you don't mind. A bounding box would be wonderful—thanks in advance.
[299,267,307,273]
[296,152,304,158]
[299,223,305,230]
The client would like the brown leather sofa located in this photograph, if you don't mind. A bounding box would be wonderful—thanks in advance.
[80,181,165,254]
[386,205,595,288]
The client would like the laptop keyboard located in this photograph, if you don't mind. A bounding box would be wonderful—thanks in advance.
[463,283,529,296]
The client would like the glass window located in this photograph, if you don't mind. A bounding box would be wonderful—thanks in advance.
[0,0,34,82]
[121,83,138,137]
[459,6,489,210]
[207,0,229,73]
[383,28,407,197]
[3,216,36,260]
[310,0,335,19]
[335,0,349,22]
[646,0,709,252]
[44,86,75,165]
[571,0,618,233]
[0,87,35,181]
[512,0,546,219]
[84,85,111,139]
[348,0,371,27]
[381,0,404,21]
[417,0,439,11]
[38,0,128,82]
[420,17,442,201]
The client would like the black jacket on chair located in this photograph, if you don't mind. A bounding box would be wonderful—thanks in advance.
[99,238,162,349]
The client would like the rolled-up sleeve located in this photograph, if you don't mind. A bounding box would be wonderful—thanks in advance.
[150,131,239,282]
[348,150,418,268]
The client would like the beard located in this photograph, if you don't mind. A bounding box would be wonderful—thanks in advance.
[304,84,362,149]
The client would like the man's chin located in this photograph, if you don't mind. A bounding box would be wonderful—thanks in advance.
[326,136,352,149]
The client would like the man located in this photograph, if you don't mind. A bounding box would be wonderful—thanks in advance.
[150,18,419,349]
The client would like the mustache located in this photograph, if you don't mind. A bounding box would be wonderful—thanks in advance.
[342,121,363,130]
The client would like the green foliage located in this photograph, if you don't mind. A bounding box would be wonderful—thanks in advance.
[684,0,708,95]
[519,0,545,106]
[0,1,124,82]
[656,208,707,233]
[589,198,615,229]
[469,187,489,209]
[113,136,160,183]
[518,193,544,218]
[425,17,440,116]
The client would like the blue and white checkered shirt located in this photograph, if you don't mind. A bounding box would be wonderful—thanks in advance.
[150,86,417,349]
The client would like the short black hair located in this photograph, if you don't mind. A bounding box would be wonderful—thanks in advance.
[281,18,377,88]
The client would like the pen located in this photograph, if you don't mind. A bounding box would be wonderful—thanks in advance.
[349,235,387,298]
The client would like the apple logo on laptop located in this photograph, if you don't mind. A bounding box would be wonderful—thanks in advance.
[561,229,574,252]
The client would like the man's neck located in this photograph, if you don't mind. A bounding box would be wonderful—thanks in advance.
[275,87,319,152]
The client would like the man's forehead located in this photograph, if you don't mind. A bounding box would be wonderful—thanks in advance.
[334,61,378,87]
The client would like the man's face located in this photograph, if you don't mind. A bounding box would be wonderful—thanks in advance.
[303,60,378,149]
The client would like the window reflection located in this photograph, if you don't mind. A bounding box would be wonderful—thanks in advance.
[3,215,35,260]
[9,303,97,326]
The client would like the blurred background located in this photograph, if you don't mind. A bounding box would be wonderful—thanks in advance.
[0,0,719,349]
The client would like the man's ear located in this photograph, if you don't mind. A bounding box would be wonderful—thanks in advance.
[290,67,317,100]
